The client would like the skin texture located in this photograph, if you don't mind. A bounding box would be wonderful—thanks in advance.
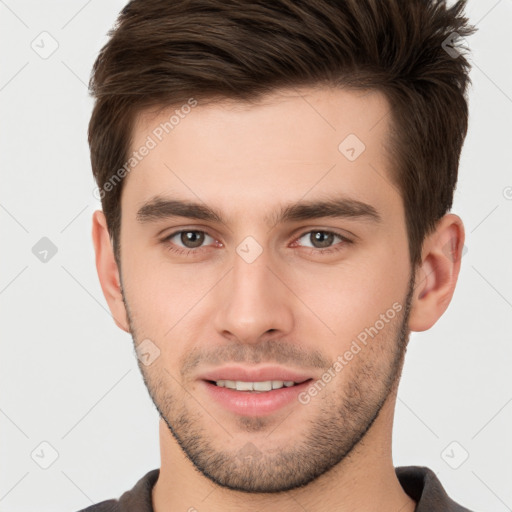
[92,86,464,511]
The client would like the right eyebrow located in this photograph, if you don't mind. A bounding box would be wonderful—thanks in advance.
[137,198,223,224]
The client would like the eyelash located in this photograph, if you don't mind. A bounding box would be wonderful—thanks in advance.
[161,229,352,257]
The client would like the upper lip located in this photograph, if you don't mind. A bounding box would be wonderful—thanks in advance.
[198,366,313,384]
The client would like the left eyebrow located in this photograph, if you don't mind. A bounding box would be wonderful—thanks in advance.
[271,196,381,226]
[136,195,381,227]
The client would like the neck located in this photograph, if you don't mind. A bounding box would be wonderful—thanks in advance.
[152,390,416,512]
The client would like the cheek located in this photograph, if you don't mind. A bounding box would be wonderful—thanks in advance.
[122,252,222,340]
[285,254,407,342]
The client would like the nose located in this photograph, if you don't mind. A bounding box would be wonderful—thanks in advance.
[212,245,294,345]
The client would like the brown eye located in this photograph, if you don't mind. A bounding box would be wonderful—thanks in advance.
[164,230,216,253]
[309,231,336,249]
[180,230,206,248]
[297,230,345,250]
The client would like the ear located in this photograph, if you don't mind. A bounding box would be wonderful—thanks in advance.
[408,213,465,332]
[91,210,130,333]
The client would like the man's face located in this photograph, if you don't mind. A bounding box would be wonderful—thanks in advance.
[118,87,414,492]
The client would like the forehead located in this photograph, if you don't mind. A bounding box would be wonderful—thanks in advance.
[123,86,398,221]
[133,85,391,159]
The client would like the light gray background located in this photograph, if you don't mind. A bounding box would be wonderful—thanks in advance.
[1,1,511,510]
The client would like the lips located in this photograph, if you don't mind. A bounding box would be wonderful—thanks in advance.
[199,366,312,385]
[197,366,314,416]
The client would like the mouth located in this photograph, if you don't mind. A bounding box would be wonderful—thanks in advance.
[207,379,311,392]
[197,367,314,416]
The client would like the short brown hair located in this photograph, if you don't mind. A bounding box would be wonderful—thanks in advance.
[88,0,476,267]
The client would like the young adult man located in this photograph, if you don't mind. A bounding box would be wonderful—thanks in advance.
[83,0,477,510]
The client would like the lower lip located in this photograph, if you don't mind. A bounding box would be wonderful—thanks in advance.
[201,380,312,417]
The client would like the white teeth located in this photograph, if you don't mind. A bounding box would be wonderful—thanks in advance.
[235,381,253,391]
[224,380,236,389]
[253,381,272,391]
[215,380,297,391]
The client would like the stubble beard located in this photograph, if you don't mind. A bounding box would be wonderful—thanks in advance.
[123,275,414,493]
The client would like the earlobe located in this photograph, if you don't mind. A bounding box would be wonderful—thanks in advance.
[91,210,130,333]
[408,214,465,332]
